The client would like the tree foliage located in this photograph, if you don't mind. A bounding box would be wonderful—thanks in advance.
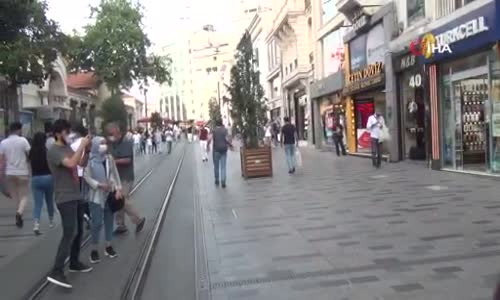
[0,0,66,87]
[208,98,222,124]
[67,0,172,93]
[100,95,128,131]
[227,31,267,148]
[150,112,163,129]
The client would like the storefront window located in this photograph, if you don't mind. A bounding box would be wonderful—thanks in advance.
[441,52,489,172]
[489,47,500,172]
[400,71,426,160]
[322,29,344,77]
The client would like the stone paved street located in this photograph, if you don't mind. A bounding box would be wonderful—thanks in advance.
[196,145,500,300]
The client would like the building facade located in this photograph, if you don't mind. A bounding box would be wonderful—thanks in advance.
[309,0,347,148]
[267,0,314,143]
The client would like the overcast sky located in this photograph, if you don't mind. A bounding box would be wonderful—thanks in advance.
[46,0,253,105]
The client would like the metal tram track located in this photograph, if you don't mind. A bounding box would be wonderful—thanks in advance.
[120,148,185,300]
[26,147,183,300]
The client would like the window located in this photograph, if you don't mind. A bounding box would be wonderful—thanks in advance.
[254,48,260,68]
[407,0,425,26]
[294,59,298,68]
[322,29,344,76]
[436,0,478,18]
[322,0,337,25]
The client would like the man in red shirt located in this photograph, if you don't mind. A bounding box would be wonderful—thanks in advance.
[199,125,209,162]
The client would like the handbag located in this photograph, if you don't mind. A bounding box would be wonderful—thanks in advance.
[379,125,391,143]
[106,191,124,213]
[295,148,303,168]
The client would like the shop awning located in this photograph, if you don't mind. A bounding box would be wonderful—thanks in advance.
[310,71,344,99]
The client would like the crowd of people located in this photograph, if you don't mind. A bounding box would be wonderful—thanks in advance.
[131,125,182,156]
[0,120,148,289]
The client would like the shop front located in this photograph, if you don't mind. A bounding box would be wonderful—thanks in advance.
[343,21,387,155]
[310,71,345,148]
[394,53,428,161]
[426,0,500,174]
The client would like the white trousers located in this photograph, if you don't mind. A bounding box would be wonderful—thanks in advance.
[200,140,208,160]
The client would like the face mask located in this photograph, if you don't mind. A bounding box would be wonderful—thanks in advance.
[108,136,116,142]
[98,144,108,154]
[63,134,72,145]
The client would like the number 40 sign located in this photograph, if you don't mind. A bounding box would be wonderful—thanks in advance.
[409,74,422,88]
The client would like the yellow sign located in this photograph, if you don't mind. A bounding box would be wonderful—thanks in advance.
[347,62,384,84]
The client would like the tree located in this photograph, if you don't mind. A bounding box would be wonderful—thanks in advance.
[0,0,66,123]
[100,95,128,131]
[208,98,222,125]
[67,0,172,94]
[150,112,163,130]
[227,31,267,148]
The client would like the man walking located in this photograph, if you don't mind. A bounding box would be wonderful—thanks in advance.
[332,118,347,157]
[106,123,146,235]
[366,111,384,168]
[208,120,232,188]
[0,122,31,227]
[70,123,91,227]
[281,117,298,174]
[187,125,193,143]
[165,126,174,154]
[199,124,209,162]
[46,119,92,288]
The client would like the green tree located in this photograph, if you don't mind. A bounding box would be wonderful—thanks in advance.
[150,112,163,130]
[0,0,66,123]
[227,31,267,148]
[100,95,128,131]
[67,0,172,94]
[208,98,222,124]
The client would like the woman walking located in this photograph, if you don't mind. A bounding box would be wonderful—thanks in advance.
[29,132,55,235]
[83,137,122,263]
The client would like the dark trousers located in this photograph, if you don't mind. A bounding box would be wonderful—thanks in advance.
[53,200,84,272]
[333,135,346,156]
[371,138,382,168]
[167,141,172,154]
[78,177,90,217]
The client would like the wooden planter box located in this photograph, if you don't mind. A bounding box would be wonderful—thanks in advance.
[240,147,273,178]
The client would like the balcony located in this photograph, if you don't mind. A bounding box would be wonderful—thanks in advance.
[283,65,311,88]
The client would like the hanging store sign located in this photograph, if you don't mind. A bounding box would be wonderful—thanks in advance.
[344,62,385,95]
[417,1,500,62]
[350,9,371,33]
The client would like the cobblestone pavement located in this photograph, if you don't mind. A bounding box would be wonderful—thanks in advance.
[196,145,500,300]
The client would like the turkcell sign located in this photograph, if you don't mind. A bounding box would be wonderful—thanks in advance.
[435,16,489,46]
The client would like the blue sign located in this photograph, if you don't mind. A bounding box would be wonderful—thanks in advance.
[425,0,499,62]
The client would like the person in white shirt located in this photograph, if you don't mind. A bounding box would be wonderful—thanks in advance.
[70,124,92,226]
[133,132,141,155]
[165,127,174,154]
[0,122,31,227]
[366,111,385,168]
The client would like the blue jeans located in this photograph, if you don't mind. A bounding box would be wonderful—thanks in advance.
[31,175,54,222]
[89,202,114,244]
[284,144,296,171]
[213,151,227,184]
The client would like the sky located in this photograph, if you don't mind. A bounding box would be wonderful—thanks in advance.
[46,0,247,107]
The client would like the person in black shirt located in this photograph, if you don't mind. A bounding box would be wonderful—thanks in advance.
[29,132,55,235]
[332,119,347,157]
[280,117,298,174]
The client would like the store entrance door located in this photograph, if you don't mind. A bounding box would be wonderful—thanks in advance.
[444,66,489,172]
